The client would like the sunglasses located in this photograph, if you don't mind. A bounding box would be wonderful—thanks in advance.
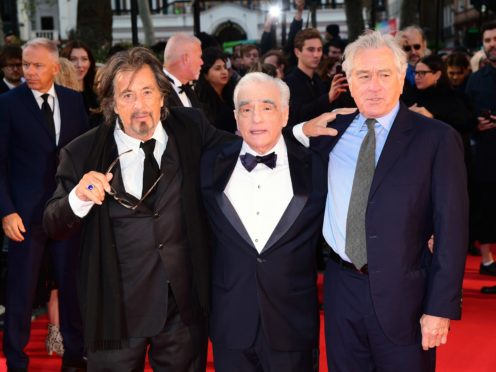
[403,44,422,52]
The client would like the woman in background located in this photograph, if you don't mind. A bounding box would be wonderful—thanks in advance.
[195,47,237,133]
[61,40,98,114]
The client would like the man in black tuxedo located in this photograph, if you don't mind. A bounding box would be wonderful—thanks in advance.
[295,31,468,371]
[43,47,233,371]
[162,33,202,108]
[0,38,88,371]
[201,72,327,372]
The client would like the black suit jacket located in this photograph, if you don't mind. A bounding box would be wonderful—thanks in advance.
[0,80,10,94]
[166,85,201,109]
[312,103,468,345]
[0,83,88,226]
[200,136,326,351]
[43,108,235,333]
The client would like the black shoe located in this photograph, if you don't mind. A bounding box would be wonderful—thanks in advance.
[479,262,496,276]
[481,286,496,294]
[61,357,87,372]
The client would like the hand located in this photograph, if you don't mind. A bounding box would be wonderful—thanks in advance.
[75,171,113,205]
[302,108,357,138]
[476,116,496,132]
[328,73,348,103]
[427,235,434,253]
[264,14,275,31]
[420,314,450,350]
[409,103,433,118]
[2,212,26,242]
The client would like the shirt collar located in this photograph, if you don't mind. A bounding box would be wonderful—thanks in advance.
[114,120,167,152]
[163,68,182,87]
[31,84,56,100]
[355,102,400,134]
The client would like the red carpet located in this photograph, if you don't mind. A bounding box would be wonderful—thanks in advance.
[1,255,495,371]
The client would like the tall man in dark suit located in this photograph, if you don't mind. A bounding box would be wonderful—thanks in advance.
[0,38,88,371]
[201,72,326,372]
[295,31,468,371]
[43,47,233,371]
[162,33,203,108]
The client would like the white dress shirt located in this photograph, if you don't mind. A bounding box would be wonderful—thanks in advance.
[69,120,168,217]
[31,85,61,144]
[163,68,192,107]
[224,136,293,253]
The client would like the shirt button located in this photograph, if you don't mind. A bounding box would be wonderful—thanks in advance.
[256,211,260,215]
[257,185,261,189]
[255,239,259,242]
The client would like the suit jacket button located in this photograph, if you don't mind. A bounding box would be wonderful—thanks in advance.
[257,258,265,263]
[158,243,164,249]
[154,212,159,218]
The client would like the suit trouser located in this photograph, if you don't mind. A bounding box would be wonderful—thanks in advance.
[324,259,435,372]
[3,224,84,369]
[212,323,318,372]
[87,289,208,372]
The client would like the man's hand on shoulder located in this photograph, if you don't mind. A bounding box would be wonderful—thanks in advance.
[2,212,26,242]
[420,314,450,350]
[302,108,357,138]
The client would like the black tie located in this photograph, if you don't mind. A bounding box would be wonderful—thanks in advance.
[178,83,193,95]
[41,93,55,140]
[240,152,277,172]
[140,139,161,198]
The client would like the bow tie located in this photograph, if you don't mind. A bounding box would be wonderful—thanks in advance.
[178,83,192,94]
[240,152,277,172]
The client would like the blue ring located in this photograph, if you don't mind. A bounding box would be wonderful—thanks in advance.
[87,184,94,191]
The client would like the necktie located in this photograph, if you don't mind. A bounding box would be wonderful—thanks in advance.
[240,152,277,172]
[140,139,161,198]
[41,93,55,140]
[345,118,377,270]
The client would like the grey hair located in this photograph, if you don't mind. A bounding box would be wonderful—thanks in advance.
[342,30,407,79]
[233,72,290,111]
[22,38,59,60]
[163,33,201,64]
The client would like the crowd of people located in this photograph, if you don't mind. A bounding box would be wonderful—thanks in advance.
[0,2,495,371]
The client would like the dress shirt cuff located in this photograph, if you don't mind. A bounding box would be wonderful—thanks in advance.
[68,187,95,218]
[292,123,310,148]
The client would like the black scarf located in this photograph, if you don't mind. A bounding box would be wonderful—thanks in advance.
[79,122,127,351]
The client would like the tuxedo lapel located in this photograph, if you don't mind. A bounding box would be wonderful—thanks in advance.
[212,139,256,249]
[56,85,71,146]
[153,129,179,210]
[369,104,416,198]
[261,137,312,253]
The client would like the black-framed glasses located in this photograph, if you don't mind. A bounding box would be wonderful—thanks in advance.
[414,70,434,78]
[403,44,422,52]
[105,149,164,210]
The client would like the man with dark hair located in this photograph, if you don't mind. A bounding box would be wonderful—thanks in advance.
[0,45,23,94]
[240,44,261,74]
[284,28,348,127]
[446,52,471,92]
[0,37,88,371]
[465,22,496,291]
[43,47,233,371]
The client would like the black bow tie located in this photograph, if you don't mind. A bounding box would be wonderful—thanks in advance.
[178,83,193,94]
[240,152,277,172]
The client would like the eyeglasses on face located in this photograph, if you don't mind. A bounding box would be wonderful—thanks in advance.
[105,149,164,210]
[237,102,277,118]
[3,63,22,70]
[414,70,434,78]
[403,44,422,52]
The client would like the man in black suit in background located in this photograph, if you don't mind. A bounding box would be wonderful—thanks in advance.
[0,38,88,371]
[43,47,233,371]
[162,33,203,108]
[201,72,328,372]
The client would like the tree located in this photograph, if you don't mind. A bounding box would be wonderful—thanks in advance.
[76,0,113,52]
[400,0,420,29]
[345,0,365,42]
[137,0,155,46]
